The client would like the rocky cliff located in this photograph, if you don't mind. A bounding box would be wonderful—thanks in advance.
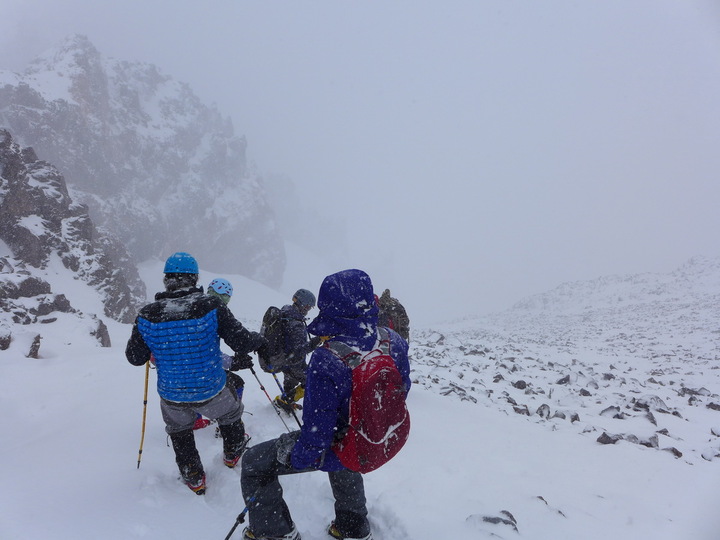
[1,129,147,350]
[0,34,284,287]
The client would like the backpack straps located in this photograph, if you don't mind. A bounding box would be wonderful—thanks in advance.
[325,340,362,368]
[325,328,391,368]
[377,327,390,354]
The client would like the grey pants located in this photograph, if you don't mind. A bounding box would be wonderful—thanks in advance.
[160,385,244,434]
[241,438,370,538]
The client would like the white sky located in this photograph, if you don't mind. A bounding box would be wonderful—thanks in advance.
[2,0,720,324]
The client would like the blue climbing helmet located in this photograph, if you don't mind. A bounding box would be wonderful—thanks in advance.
[293,288,316,308]
[163,252,198,274]
[208,278,233,304]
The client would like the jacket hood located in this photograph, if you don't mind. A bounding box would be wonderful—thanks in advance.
[307,269,378,346]
[155,286,204,301]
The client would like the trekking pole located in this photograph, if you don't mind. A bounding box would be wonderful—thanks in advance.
[136,360,150,469]
[270,372,303,429]
[223,495,256,540]
[249,367,292,432]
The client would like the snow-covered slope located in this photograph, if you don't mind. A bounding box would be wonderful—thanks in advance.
[413,256,720,465]
[1,256,719,539]
[512,256,720,312]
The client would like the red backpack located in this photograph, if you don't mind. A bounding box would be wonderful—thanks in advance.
[327,328,411,473]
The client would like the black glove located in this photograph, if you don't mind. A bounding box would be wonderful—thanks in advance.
[308,336,323,349]
[275,430,301,467]
[230,352,254,371]
[254,336,269,353]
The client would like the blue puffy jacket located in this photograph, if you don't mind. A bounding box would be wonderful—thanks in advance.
[126,287,263,403]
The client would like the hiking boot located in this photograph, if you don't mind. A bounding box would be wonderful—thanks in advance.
[327,522,373,540]
[242,523,301,539]
[224,434,252,468]
[291,385,305,402]
[274,396,302,413]
[183,471,206,495]
[224,455,241,468]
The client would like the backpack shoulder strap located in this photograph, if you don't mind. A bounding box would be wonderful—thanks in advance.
[325,340,363,368]
[377,327,391,356]
[326,328,392,369]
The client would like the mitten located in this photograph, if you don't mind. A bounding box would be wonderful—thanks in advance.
[275,430,301,467]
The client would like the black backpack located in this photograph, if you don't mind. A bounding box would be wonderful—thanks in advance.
[258,306,287,372]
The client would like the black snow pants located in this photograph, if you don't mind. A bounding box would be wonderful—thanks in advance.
[240,437,370,538]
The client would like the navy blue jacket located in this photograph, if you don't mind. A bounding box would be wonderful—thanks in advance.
[291,329,410,471]
[290,269,411,472]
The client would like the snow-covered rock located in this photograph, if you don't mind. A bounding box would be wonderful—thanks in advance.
[412,256,720,465]
[0,129,144,350]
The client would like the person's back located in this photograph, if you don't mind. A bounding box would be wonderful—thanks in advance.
[377,288,410,342]
[266,288,321,412]
[126,253,263,495]
[134,288,227,401]
[130,283,260,402]
[240,269,409,540]
[295,273,410,473]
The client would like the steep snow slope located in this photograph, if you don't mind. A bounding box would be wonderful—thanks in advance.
[1,256,719,539]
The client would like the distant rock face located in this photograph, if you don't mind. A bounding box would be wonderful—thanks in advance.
[0,34,285,286]
[0,128,145,328]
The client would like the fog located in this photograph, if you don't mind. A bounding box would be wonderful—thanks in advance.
[2,1,720,324]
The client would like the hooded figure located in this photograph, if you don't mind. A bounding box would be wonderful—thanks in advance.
[307,270,378,346]
[240,269,410,540]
